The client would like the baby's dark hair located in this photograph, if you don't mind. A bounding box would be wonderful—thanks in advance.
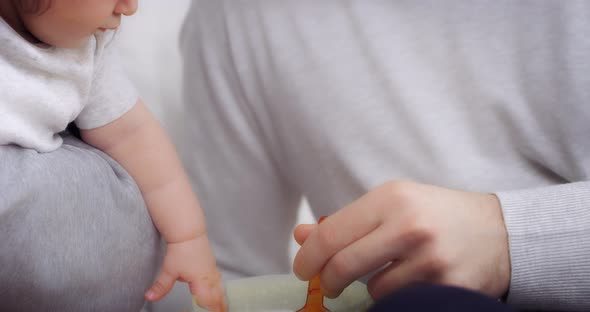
[16,0,52,15]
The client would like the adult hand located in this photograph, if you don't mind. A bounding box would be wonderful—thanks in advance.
[293,181,510,300]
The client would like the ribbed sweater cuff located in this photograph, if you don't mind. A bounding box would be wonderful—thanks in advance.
[495,182,590,311]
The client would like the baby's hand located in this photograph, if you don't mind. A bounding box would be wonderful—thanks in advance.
[144,236,227,312]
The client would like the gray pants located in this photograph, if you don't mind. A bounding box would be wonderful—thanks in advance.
[0,135,161,312]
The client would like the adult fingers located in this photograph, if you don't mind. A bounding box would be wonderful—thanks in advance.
[293,224,316,246]
[145,271,176,301]
[293,193,383,281]
[320,224,426,298]
[367,252,444,300]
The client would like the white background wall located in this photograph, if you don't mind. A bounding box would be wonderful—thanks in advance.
[117,2,313,311]
[117,0,189,135]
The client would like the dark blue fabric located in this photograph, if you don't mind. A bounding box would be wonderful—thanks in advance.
[369,284,517,312]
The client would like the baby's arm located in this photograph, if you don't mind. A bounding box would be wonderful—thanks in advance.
[81,100,226,310]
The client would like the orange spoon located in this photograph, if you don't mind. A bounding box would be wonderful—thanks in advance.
[296,216,330,312]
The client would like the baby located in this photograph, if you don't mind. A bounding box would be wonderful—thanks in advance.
[0,0,226,311]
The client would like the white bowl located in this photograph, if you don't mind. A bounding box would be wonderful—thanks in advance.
[193,274,373,312]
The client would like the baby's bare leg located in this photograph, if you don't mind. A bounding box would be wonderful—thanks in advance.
[0,134,162,312]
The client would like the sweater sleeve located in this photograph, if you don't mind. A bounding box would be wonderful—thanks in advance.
[76,31,138,129]
[495,181,590,311]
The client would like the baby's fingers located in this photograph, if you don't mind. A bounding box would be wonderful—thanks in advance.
[145,271,176,302]
[189,278,227,312]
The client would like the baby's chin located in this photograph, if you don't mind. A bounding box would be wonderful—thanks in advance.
[55,38,92,49]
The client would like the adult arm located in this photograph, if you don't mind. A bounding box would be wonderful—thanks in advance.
[497,182,590,310]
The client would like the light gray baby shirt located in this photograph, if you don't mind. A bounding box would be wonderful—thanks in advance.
[0,19,137,152]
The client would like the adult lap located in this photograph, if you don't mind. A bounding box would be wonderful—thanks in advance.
[0,135,160,312]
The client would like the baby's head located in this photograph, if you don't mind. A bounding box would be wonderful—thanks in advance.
[6,0,137,48]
